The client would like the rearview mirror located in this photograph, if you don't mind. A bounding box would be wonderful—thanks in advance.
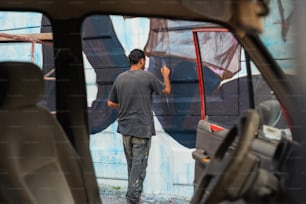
[182,0,270,33]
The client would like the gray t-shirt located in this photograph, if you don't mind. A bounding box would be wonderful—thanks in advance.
[108,70,165,138]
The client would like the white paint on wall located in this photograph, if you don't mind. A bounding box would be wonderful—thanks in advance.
[90,116,195,200]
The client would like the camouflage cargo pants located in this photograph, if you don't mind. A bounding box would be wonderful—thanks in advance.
[122,135,151,204]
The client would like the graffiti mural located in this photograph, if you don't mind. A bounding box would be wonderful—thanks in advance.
[277,0,295,42]
[73,16,241,148]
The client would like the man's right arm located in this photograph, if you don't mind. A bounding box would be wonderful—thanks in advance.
[161,65,171,94]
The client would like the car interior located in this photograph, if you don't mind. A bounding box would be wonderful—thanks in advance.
[0,0,305,203]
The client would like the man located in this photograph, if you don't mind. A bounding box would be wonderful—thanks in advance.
[107,49,171,204]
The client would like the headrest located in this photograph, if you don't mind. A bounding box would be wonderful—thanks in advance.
[0,62,45,109]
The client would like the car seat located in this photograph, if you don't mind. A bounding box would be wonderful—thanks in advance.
[0,62,87,203]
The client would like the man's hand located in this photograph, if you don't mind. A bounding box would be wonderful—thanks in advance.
[161,65,171,78]
[107,100,120,109]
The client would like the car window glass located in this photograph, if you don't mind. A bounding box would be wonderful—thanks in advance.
[249,59,291,141]
[202,46,291,141]
[81,16,203,197]
[0,12,55,112]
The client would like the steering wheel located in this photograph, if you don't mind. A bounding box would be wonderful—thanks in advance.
[191,110,260,204]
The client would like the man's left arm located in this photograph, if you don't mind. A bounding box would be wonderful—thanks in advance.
[107,100,120,109]
[108,79,120,109]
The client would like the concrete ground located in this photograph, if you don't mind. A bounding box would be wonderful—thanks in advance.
[99,184,190,204]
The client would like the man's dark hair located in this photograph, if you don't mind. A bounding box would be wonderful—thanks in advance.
[128,49,145,65]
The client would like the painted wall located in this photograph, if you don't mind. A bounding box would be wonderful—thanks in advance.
[83,16,196,199]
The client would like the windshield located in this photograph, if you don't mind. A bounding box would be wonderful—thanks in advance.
[259,0,295,74]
